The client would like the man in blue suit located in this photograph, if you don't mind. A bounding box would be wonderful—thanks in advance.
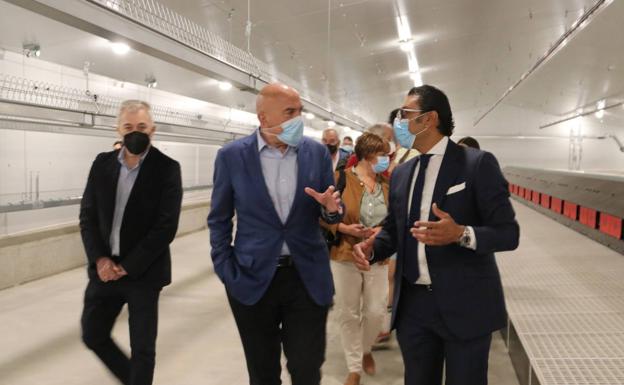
[208,83,343,385]
[353,85,519,385]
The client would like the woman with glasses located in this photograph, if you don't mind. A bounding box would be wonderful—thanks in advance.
[321,131,391,385]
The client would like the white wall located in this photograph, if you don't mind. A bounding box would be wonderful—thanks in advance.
[0,128,219,236]
[452,104,624,172]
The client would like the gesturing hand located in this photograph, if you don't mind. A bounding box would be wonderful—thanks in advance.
[410,203,464,246]
[304,185,343,214]
[352,234,376,271]
[339,223,373,238]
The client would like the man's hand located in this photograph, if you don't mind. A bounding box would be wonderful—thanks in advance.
[112,264,128,278]
[410,203,464,246]
[96,257,122,282]
[352,234,376,271]
[304,185,343,214]
[338,223,373,238]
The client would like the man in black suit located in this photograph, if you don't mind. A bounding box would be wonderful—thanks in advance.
[79,100,183,385]
[353,85,519,385]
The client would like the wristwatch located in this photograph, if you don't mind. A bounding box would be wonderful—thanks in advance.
[458,226,472,248]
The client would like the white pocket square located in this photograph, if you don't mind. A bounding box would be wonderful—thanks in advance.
[446,182,466,195]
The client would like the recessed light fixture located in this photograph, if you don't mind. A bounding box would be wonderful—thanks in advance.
[327,120,336,128]
[218,81,233,91]
[145,75,157,88]
[23,43,41,58]
[110,42,130,55]
[305,112,315,120]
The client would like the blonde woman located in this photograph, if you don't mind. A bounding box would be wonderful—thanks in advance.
[322,132,390,385]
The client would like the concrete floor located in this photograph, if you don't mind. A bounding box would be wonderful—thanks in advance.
[0,230,519,385]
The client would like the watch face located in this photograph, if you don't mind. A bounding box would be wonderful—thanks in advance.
[460,232,470,246]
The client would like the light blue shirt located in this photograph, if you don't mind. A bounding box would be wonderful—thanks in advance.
[257,130,298,255]
[109,147,149,256]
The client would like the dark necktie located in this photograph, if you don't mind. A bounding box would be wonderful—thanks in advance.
[403,154,432,283]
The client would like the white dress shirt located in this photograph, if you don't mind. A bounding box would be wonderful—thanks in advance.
[407,136,476,285]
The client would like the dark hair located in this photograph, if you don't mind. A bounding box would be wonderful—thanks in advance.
[343,136,353,143]
[354,132,389,161]
[457,136,480,149]
[388,108,400,125]
[407,85,455,136]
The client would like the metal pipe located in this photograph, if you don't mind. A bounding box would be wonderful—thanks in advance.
[539,100,624,129]
[473,0,612,127]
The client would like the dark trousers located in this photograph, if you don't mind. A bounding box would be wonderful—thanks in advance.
[227,266,329,385]
[81,280,161,385]
[395,279,492,385]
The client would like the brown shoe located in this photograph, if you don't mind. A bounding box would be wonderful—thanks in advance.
[344,372,361,385]
[363,352,376,375]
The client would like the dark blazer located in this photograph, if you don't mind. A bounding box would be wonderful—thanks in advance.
[79,147,183,288]
[207,133,342,306]
[373,139,519,340]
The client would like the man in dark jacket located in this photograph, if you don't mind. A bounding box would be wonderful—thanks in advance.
[79,100,182,385]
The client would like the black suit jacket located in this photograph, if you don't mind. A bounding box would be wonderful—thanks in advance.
[373,140,520,340]
[79,147,183,288]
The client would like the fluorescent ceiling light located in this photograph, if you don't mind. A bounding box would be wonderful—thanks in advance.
[596,99,606,110]
[218,81,233,91]
[595,99,606,119]
[110,42,130,55]
[399,39,413,52]
[395,15,412,41]
[410,71,423,85]
[305,112,315,120]
[327,120,336,128]
[106,1,120,11]
[407,51,419,72]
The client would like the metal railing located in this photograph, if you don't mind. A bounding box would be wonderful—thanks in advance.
[0,184,212,213]
[0,73,257,134]
[89,0,366,127]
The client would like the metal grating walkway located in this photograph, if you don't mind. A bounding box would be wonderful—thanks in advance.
[499,203,624,384]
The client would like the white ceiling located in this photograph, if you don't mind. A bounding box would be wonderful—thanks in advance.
[0,0,623,133]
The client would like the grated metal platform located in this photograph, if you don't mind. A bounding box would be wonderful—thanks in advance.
[499,203,624,385]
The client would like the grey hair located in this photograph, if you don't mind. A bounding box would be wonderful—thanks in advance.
[117,100,153,125]
[366,123,391,137]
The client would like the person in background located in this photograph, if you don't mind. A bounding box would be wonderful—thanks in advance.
[208,83,343,385]
[80,100,183,385]
[365,123,397,175]
[353,85,519,385]
[113,140,123,150]
[323,128,350,171]
[457,136,481,149]
[322,132,390,385]
[342,136,354,154]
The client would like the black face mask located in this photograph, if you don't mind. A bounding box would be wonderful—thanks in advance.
[326,143,339,155]
[123,131,150,155]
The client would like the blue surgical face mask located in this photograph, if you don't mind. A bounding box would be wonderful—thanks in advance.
[373,155,390,173]
[341,145,354,153]
[263,115,305,147]
[393,112,429,149]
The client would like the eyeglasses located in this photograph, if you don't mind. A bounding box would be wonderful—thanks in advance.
[396,108,427,121]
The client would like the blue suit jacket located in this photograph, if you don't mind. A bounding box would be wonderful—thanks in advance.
[373,139,519,340]
[207,133,341,306]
